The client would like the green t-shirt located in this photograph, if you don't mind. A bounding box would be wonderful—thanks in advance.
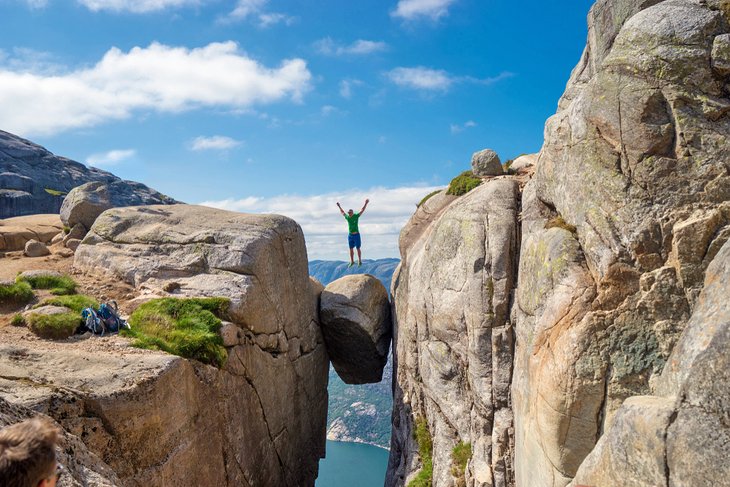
[344,213,360,233]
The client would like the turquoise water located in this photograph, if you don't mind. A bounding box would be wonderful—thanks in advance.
[316,440,389,487]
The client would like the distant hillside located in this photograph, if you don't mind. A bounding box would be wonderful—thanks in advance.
[0,129,177,219]
[309,258,398,449]
[309,258,399,290]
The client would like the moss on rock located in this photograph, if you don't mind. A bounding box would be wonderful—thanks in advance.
[124,297,230,368]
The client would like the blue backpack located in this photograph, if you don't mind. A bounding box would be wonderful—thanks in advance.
[81,301,129,335]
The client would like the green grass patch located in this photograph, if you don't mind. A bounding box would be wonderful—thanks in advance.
[63,226,71,234]
[26,312,81,339]
[0,281,34,305]
[44,188,67,196]
[123,297,230,368]
[417,190,442,208]
[408,416,433,487]
[11,314,25,326]
[17,274,77,296]
[451,442,472,487]
[545,216,577,234]
[38,295,98,313]
[446,171,481,196]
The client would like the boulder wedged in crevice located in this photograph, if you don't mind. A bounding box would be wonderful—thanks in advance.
[319,274,392,384]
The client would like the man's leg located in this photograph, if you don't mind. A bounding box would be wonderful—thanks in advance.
[348,234,355,266]
[356,233,362,266]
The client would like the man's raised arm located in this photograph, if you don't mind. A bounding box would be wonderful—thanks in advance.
[360,199,370,215]
[336,202,345,215]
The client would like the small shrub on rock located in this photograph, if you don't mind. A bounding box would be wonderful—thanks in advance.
[447,171,482,196]
[17,273,77,295]
[26,312,81,339]
[417,190,442,208]
[11,314,25,326]
[545,216,577,234]
[0,281,34,305]
[450,441,472,487]
[124,297,230,368]
[408,416,433,487]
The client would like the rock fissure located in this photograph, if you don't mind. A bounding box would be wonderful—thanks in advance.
[231,351,287,472]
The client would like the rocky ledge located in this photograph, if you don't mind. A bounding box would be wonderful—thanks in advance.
[0,204,329,487]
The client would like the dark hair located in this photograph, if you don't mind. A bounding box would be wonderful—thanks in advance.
[0,417,59,487]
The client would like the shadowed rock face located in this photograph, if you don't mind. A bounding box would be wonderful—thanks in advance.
[0,397,122,486]
[0,204,330,487]
[387,1,730,486]
[569,238,730,487]
[319,274,392,384]
[0,129,176,219]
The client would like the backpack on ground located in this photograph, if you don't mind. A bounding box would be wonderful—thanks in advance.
[81,307,103,335]
[80,301,129,336]
[97,301,129,333]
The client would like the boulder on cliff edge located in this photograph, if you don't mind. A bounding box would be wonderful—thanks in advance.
[60,180,179,230]
[320,274,392,384]
[66,204,328,487]
[471,148,503,177]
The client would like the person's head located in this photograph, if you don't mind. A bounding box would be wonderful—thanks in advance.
[0,417,62,487]
[348,209,354,216]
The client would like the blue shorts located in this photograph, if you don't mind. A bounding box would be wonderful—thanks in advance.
[348,233,361,249]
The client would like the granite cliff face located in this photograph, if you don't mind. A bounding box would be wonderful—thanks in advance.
[388,181,520,487]
[387,0,730,486]
[0,130,177,219]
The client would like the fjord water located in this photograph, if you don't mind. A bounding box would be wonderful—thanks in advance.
[316,440,389,487]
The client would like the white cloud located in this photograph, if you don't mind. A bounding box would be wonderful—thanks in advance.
[23,0,48,8]
[189,135,242,151]
[199,185,444,260]
[229,0,266,19]
[387,66,453,91]
[387,67,514,93]
[320,105,338,116]
[314,38,388,56]
[86,149,136,166]
[0,41,312,136]
[392,0,457,20]
[258,12,295,27]
[225,0,294,26]
[339,79,363,99]
[76,0,199,13]
[450,120,476,134]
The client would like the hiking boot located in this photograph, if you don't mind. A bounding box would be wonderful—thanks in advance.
[348,262,354,268]
[358,261,362,267]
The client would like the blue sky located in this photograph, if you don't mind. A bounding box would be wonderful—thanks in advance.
[0,0,594,259]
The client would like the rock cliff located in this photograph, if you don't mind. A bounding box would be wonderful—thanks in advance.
[0,204,329,486]
[388,181,520,487]
[0,130,177,219]
[387,0,730,486]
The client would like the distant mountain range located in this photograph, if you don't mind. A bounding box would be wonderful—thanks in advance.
[309,258,399,449]
[308,258,399,291]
